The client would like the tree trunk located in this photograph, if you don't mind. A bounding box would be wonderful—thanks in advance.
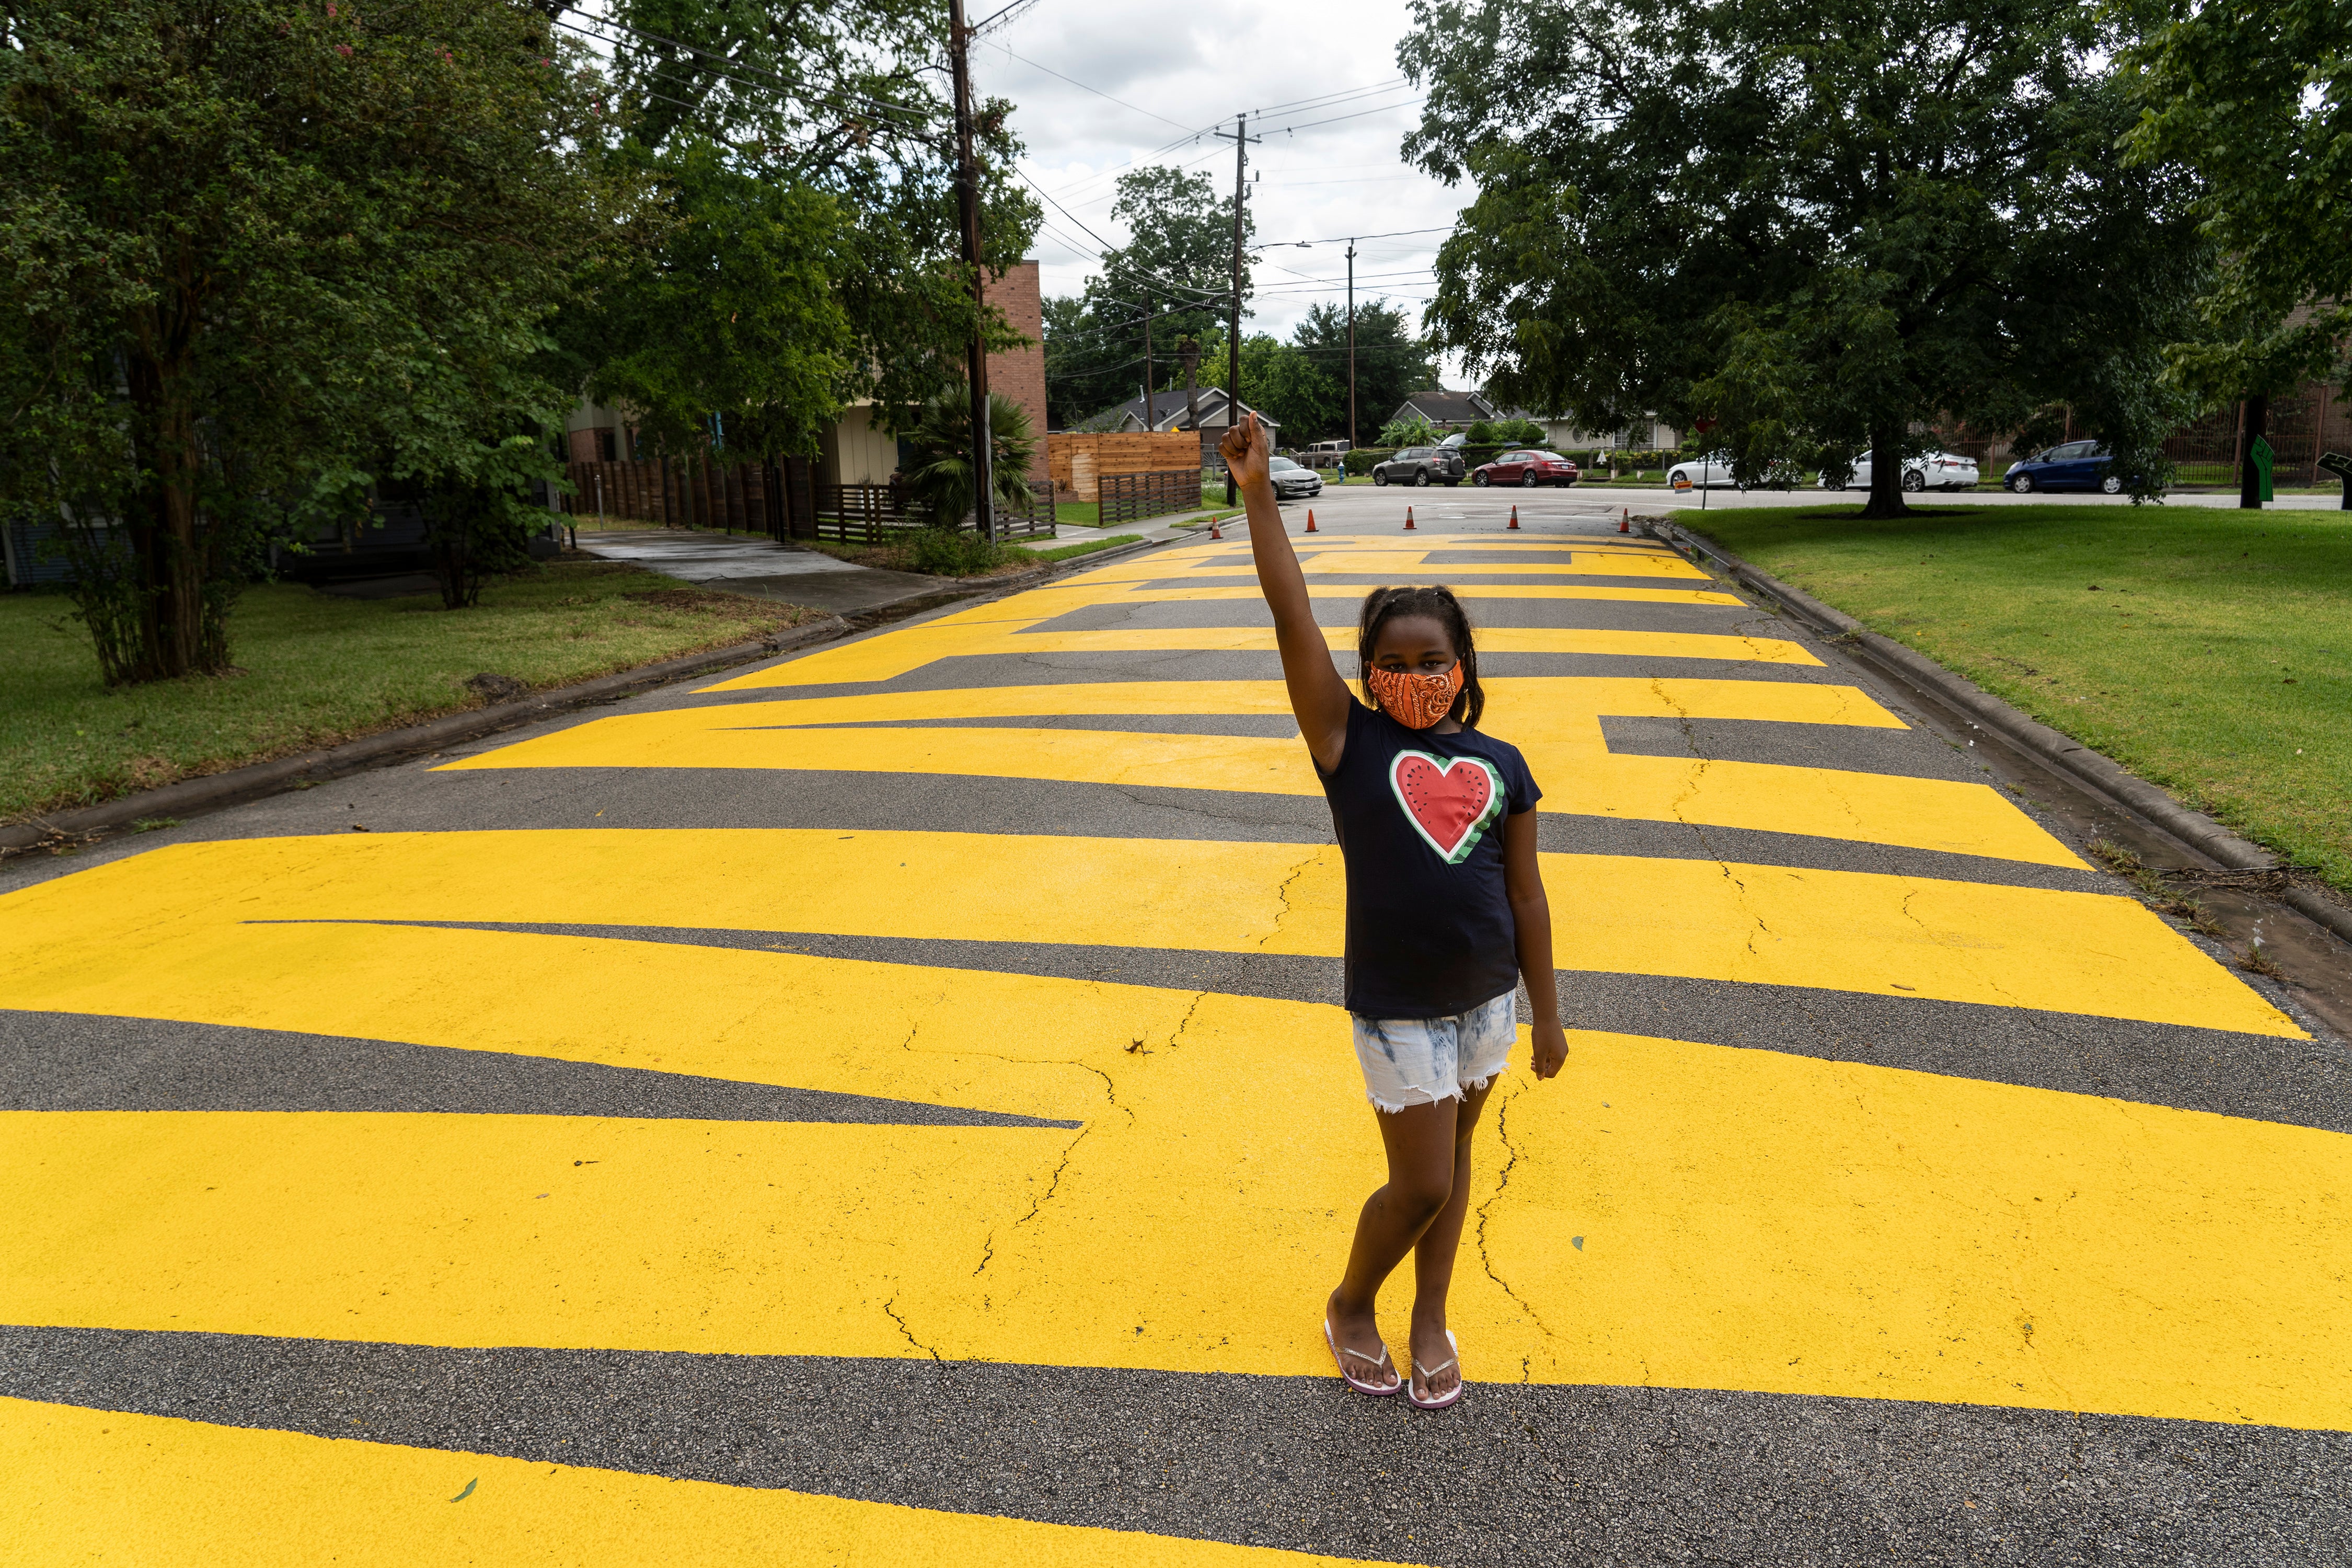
[2238,393,2267,510]
[122,338,215,682]
[1858,417,1910,520]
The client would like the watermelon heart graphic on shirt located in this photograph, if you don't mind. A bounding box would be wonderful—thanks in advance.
[1389,751,1507,863]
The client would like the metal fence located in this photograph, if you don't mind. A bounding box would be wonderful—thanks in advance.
[1099,469,1204,526]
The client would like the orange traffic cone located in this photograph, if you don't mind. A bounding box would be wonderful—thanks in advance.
[1305,509,1317,533]
[1209,514,1224,540]
[1508,505,1519,530]
[1404,506,1416,531]
[1619,508,1629,534]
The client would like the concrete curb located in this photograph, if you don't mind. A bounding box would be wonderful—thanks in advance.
[1640,514,2352,947]
[0,615,850,853]
[1,530,1176,856]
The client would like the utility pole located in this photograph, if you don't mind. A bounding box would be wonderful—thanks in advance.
[947,0,994,540]
[1143,293,1156,434]
[1215,113,1259,505]
[1346,238,1358,453]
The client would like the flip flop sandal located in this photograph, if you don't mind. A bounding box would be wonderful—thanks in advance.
[1408,1330,1465,1411]
[1324,1313,1401,1397]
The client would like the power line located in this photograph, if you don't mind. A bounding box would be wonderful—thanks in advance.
[993,44,1193,133]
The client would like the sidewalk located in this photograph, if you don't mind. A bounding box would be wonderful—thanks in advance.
[572,525,944,616]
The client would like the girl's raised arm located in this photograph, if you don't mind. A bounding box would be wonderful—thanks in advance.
[1224,413,1352,772]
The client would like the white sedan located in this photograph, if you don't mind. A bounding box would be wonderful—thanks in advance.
[1818,449,1980,492]
[1667,451,1799,490]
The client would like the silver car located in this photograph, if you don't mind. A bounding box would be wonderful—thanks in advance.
[1267,454,1324,500]
[1818,449,1981,492]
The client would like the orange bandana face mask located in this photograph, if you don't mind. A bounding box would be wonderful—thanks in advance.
[1366,662,1464,730]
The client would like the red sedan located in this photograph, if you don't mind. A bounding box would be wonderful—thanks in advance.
[1471,449,1580,488]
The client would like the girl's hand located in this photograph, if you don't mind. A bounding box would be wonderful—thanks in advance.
[1220,411,1272,491]
[1530,1018,1569,1080]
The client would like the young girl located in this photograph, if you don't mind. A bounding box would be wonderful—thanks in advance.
[1224,412,1570,1411]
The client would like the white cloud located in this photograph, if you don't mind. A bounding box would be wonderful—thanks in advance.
[978,0,1472,382]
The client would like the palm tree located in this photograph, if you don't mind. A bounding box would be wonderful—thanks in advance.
[902,388,1039,528]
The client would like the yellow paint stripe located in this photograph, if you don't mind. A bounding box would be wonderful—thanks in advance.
[937,584,1748,623]
[0,1399,1394,1567]
[0,831,2289,1034]
[1123,557,1713,580]
[3,1006,2346,1428]
[449,676,2077,868]
[700,620,1817,689]
[480,676,1907,740]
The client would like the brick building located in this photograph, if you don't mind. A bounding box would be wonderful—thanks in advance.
[984,258,1050,487]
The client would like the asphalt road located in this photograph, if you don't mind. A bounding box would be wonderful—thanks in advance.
[4,489,2348,1565]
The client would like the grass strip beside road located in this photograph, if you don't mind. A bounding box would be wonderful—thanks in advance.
[800,533,1141,575]
[1681,503,2352,897]
[1,560,811,823]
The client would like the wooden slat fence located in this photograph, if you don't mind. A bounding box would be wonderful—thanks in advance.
[567,458,1052,544]
[1099,469,1204,526]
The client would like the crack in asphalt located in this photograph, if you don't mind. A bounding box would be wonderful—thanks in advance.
[881,1294,942,1363]
[1258,849,1323,951]
[1473,1087,1554,1352]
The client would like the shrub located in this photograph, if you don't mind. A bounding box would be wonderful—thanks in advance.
[1377,413,1439,447]
[904,526,1005,576]
[1345,447,1398,475]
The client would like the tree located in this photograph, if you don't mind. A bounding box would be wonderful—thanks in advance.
[1401,0,2210,517]
[1240,336,1343,444]
[2123,0,2352,501]
[0,0,626,677]
[564,0,1041,454]
[1043,165,1246,428]
[1290,299,1439,443]
[901,388,1038,528]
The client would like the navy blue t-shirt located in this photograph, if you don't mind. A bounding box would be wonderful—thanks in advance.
[1316,699,1543,1019]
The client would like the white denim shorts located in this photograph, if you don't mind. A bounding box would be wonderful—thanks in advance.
[1350,989,1517,1113]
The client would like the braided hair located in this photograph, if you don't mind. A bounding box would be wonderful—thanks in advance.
[1356,584,1485,729]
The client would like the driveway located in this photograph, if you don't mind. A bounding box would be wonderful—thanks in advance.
[3,500,2346,1563]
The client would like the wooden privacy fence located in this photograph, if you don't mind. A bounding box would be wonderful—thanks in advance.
[1099,469,1204,526]
[1049,431,1201,501]
[567,458,1052,544]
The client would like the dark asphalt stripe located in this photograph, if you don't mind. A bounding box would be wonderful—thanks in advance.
[0,1009,1076,1127]
[5,1326,2343,1566]
[746,713,1308,739]
[1030,602,1761,633]
[155,769,2110,893]
[649,651,1845,708]
[255,923,2347,1134]
[1598,713,1995,784]
[718,711,1996,790]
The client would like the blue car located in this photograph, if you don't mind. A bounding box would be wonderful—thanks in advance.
[2004,440,2127,494]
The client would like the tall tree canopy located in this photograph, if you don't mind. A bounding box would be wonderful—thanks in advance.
[1290,300,1439,442]
[1401,0,2210,515]
[565,0,1041,458]
[2124,0,2352,401]
[1042,165,1247,428]
[0,0,627,678]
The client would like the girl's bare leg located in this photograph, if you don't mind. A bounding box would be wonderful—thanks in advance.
[1326,1085,1493,1392]
[1408,1081,1494,1401]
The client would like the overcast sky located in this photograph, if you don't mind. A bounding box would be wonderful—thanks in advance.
[976,0,1473,383]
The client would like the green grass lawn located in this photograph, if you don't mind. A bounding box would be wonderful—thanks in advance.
[2,560,811,823]
[1681,502,2352,896]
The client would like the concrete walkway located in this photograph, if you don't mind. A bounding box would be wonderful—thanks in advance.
[572,525,947,616]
